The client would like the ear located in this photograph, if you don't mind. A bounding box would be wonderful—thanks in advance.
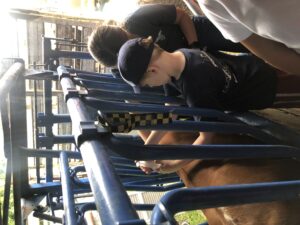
[139,36,153,49]
[146,65,157,74]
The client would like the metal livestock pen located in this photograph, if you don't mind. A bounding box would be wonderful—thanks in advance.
[1,30,300,224]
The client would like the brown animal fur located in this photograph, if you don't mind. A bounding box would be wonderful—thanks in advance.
[158,132,300,225]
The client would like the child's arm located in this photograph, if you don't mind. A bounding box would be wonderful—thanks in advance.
[138,130,151,143]
[137,130,169,174]
[155,132,215,173]
[144,130,168,145]
[193,132,215,145]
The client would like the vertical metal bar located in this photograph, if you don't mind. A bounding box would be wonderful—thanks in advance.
[34,80,41,183]
[8,62,28,225]
[43,79,53,182]
[59,152,77,225]
[59,74,145,224]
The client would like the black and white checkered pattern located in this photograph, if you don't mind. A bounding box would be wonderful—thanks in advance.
[98,112,172,133]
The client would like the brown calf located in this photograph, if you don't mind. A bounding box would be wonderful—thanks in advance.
[158,132,300,225]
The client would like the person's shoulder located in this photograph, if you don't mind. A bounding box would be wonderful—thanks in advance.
[125,4,177,28]
[132,4,175,14]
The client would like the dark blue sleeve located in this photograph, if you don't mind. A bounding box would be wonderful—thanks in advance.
[192,16,249,53]
[124,4,177,38]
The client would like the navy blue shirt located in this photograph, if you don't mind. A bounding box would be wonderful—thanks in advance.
[124,4,248,53]
[172,49,277,111]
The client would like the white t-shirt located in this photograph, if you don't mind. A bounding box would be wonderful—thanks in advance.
[198,0,300,53]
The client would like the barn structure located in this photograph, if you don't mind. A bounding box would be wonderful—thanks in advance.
[1,1,300,225]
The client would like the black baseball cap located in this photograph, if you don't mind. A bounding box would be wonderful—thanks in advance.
[118,37,154,87]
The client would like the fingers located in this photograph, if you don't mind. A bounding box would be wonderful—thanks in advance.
[140,166,153,174]
[136,160,154,174]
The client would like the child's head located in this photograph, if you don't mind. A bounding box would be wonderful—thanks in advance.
[88,25,128,67]
[118,37,171,89]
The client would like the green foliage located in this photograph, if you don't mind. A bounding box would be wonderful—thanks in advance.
[175,210,206,225]
[0,161,15,225]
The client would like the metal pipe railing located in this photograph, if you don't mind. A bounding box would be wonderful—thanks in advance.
[59,152,77,225]
[151,180,300,224]
[59,68,146,225]
[5,61,28,225]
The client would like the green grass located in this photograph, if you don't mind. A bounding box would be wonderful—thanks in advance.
[175,210,206,225]
[0,185,15,225]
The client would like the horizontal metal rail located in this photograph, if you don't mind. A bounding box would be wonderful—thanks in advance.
[152,180,300,224]
[107,136,300,161]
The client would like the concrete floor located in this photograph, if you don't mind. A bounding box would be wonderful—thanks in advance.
[254,108,300,134]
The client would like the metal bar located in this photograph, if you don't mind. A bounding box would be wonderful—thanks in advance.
[59,152,77,225]
[108,136,300,161]
[125,183,184,192]
[51,49,92,60]
[78,202,155,213]
[78,79,166,95]
[83,97,239,122]
[78,79,138,92]
[129,120,280,144]
[0,61,24,97]
[123,177,180,186]
[32,211,62,224]
[134,204,155,211]
[44,79,53,181]
[43,36,87,44]
[8,62,28,225]
[75,73,124,83]
[34,80,41,183]
[23,148,81,159]
[151,180,300,224]
[37,113,71,126]
[68,68,113,76]
[59,71,146,224]
[0,97,11,159]
[87,89,184,105]
[38,135,75,147]
[79,140,145,224]
[28,182,90,195]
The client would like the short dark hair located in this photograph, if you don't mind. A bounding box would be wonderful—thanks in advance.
[88,25,129,67]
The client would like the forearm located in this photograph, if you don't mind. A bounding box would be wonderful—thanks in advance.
[145,130,168,145]
[193,132,214,145]
[182,0,203,16]
[241,34,300,74]
[176,7,198,45]
[138,130,151,143]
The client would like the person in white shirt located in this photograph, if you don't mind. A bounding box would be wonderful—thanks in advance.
[197,0,300,74]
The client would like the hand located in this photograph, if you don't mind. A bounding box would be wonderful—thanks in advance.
[154,160,192,174]
[135,160,161,174]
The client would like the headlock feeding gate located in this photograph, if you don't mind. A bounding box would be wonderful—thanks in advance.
[1,34,300,225]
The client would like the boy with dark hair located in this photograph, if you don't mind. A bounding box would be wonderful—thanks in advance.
[88,4,247,67]
[117,36,300,173]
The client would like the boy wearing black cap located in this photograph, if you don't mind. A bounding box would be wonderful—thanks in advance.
[117,36,300,173]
